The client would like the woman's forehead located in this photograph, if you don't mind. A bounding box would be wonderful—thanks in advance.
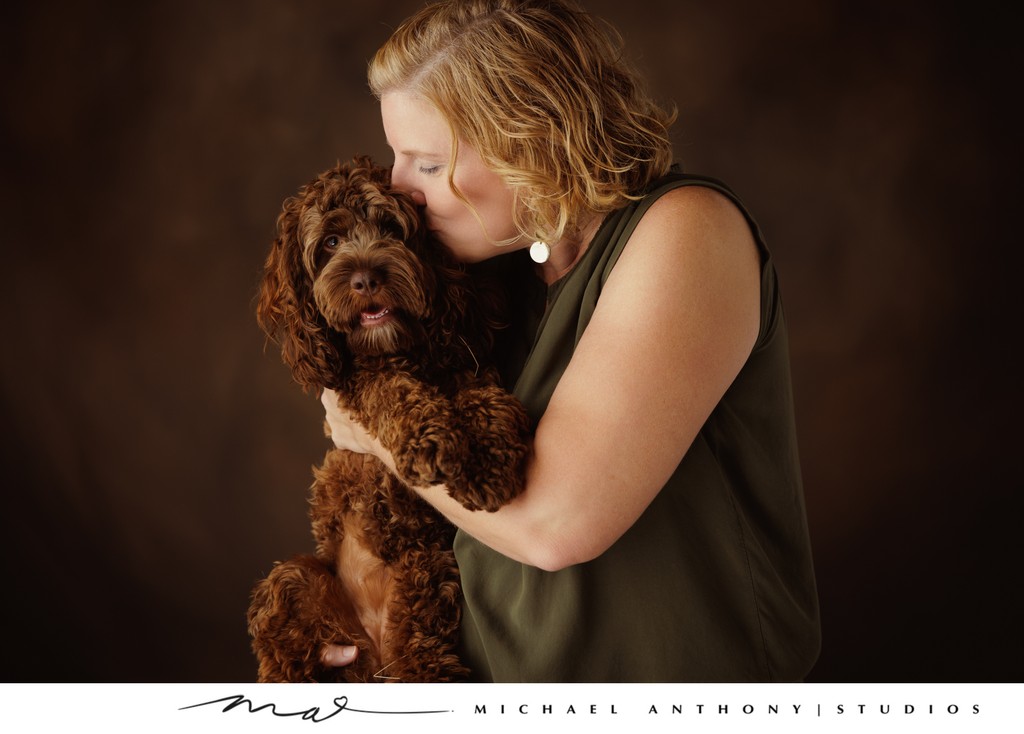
[381,92,451,156]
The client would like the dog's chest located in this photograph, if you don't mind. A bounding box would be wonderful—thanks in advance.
[336,517,394,651]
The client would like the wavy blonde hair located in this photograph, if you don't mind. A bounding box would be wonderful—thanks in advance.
[369,0,676,246]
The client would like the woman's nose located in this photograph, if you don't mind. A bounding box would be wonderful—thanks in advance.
[389,163,427,206]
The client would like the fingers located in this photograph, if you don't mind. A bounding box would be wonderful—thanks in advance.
[321,644,359,667]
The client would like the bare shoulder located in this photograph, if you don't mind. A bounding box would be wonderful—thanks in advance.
[628,183,757,261]
[605,183,761,314]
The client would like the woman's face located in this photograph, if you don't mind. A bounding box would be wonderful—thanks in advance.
[381,91,522,263]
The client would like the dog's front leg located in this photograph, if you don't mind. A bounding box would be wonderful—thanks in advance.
[347,370,468,489]
[444,373,532,511]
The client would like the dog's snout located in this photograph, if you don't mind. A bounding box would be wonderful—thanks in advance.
[350,269,384,296]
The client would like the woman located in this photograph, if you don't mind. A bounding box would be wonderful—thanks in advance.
[320,0,820,682]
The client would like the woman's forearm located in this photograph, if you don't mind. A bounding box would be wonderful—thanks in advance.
[363,429,560,567]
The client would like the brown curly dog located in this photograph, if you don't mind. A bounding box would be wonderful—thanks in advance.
[248,156,531,682]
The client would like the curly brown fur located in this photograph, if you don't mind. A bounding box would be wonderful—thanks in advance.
[248,156,531,682]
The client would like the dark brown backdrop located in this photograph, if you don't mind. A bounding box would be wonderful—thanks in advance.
[2,0,1019,682]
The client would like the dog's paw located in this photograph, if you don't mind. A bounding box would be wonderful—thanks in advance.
[442,388,531,511]
[399,427,465,486]
[445,463,524,512]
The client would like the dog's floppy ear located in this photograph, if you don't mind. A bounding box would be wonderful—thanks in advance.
[256,190,343,392]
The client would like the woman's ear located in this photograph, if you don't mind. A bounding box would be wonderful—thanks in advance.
[256,192,344,393]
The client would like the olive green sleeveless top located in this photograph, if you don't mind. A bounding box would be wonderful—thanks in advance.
[453,172,821,682]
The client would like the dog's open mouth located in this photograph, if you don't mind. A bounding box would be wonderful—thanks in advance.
[360,306,393,327]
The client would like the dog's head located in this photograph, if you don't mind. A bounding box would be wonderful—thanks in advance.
[257,156,480,391]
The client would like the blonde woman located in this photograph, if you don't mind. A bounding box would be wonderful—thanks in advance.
[320,0,820,682]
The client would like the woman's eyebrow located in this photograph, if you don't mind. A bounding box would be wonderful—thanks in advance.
[394,148,448,161]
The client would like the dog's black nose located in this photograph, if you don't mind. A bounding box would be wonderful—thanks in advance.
[349,269,383,296]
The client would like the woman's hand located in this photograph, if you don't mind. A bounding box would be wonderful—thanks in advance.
[321,644,359,668]
[321,388,399,475]
[320,388,375,454]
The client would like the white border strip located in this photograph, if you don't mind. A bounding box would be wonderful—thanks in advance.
[0,683,1019,733]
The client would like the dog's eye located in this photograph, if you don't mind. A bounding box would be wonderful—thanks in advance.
[323,235,340,249]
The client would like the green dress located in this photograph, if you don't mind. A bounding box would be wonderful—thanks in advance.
[454,172,821,682]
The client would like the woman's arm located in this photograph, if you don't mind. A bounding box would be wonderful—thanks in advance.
[325,186,761,571]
